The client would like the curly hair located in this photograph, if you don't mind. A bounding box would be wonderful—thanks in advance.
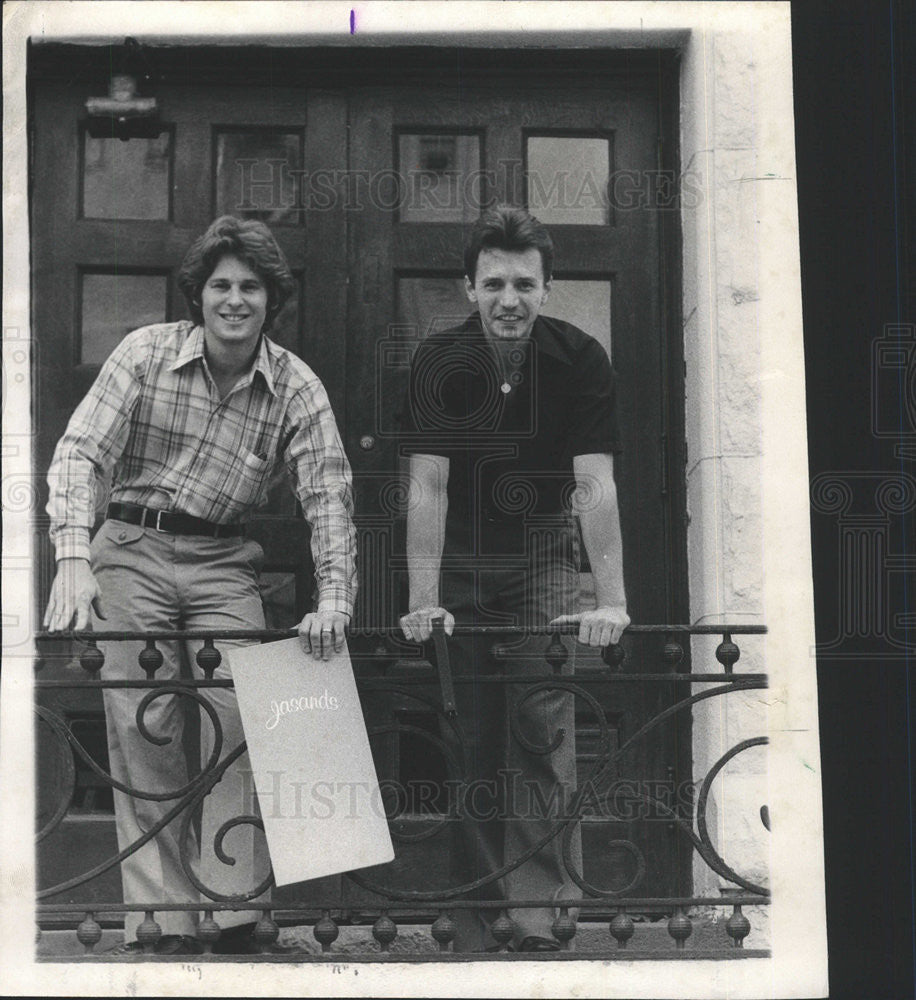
[177,216,296,330]
[463,205,554,284]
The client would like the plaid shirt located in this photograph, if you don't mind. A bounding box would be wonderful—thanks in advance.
[47,321,357,615]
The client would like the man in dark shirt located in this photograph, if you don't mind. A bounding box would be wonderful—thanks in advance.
[399,206,629,952]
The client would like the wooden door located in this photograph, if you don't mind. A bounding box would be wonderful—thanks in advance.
[31,81,350,900]
[345,64,688,902]
[32,47,687,907]
[31,83,353,626]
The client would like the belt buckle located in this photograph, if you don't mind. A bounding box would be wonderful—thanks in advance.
[154,509,167,532]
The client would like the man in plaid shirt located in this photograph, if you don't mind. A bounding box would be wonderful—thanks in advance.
[43,216,357,954]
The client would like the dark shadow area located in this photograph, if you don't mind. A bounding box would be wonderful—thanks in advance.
[793,3,915,997]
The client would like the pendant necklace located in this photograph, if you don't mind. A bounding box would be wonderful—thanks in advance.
[496,342,527,394]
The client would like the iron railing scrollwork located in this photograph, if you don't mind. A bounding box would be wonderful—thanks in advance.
[34,623,770,959]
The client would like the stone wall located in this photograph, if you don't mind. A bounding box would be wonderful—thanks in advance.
[678,12,824,968]
[680,26,770,910]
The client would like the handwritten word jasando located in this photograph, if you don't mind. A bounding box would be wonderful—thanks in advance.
[266,690,340,729]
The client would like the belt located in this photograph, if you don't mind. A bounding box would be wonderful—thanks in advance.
[107,502,247,538]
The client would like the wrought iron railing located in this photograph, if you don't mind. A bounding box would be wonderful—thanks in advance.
[34,623,769,960]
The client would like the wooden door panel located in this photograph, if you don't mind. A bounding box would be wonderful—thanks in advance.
[32,53,687,905]
[32,85,348,628]
[32,81,339,899]
[345,71,684,899]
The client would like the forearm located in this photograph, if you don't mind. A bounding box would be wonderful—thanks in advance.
[287,387,358,616]
[580,499,627,608]
[298,467,356,615]
[47,437,104,562]
[574,454,627,609]
[405,455,448,609]
[307,496,357,616]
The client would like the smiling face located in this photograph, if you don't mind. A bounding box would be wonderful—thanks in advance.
[465,247,551,342]
[200,254,269,355]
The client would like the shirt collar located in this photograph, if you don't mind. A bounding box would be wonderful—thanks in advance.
[465,312,573,365]
[530,316,574,365]
[250,334,278,395]
[169,325,277,395]
[169,323,207,371]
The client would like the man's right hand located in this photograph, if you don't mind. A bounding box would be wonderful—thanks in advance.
[399,606,455,643]
[43,558,106,632]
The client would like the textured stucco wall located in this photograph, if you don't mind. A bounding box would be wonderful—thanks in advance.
[680,26,771,924]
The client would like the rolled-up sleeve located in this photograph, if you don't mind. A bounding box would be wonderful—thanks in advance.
[46,333,143,561]
[283,381,357,617]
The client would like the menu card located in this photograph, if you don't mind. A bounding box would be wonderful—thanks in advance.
[229,638,394,886]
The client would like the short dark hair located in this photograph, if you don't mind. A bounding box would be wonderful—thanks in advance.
[177,216,296,330]
[463,205,554,284]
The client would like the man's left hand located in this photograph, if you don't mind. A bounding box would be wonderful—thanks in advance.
[549,606,630,648]
[298,609,349,660]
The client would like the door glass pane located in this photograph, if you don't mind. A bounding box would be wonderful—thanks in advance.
[215,130,303,224]
[397,134,482,223]
[263,273,303,357]
[543,280,612,360]
[527,136,610,225]
[80,273,168,365]
[375,277,469,441]
[82,131,171,220]
[397,276,470,336]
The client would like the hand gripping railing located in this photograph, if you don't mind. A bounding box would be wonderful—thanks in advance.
[34,622,769,959]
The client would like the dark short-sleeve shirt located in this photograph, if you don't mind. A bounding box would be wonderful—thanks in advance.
[400,313,621,540]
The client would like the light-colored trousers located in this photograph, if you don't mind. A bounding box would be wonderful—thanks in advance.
[90,518,270,941]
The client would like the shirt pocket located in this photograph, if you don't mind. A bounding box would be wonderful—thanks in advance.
[229,450,272,511]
